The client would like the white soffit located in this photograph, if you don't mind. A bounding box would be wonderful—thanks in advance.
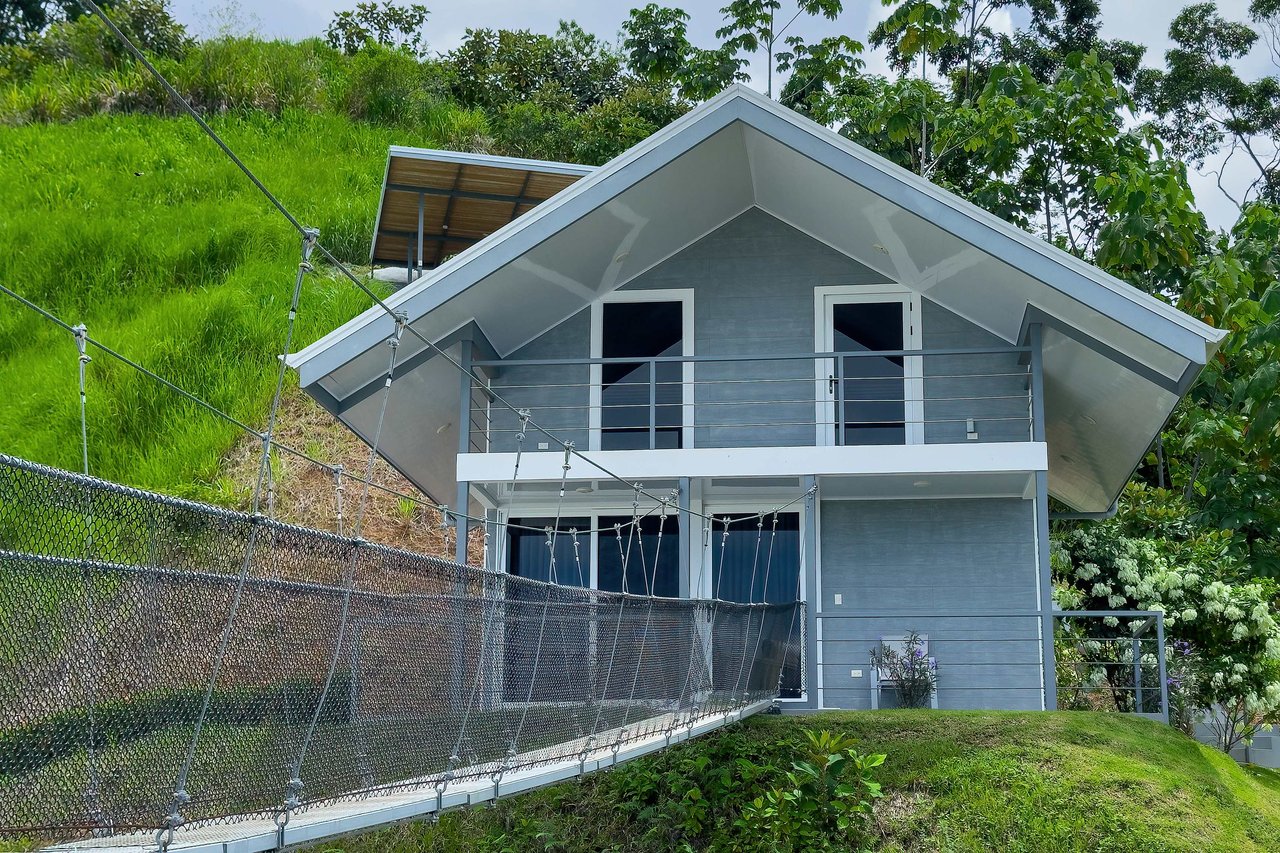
[291,85,1227,512]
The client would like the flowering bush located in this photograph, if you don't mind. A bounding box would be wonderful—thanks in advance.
[869,631,937,709]
[1053,484,1280,751]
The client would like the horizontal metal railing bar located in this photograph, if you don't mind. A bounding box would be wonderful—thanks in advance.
[480,372,1032,391]
[480,418,1031,435]
[472,393,1031,411]
[817,610,1164,619]
[473,346,1030,368]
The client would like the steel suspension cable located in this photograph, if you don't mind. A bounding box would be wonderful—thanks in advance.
[285,312,408,827]
[498,440,575,786]
[739,513,781,702]
[77,0,822,532]
[70,324,104,831]
[616,492,674,741]
[158,233,315,849]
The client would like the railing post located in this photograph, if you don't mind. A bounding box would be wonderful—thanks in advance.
[1027,324,1056,711]
[1028,324,1045,443]
[1132,634,1143,713]
[836,356,846,446]
[1156,613,1169,723]
[648,359,657,450]
[801,475,819,709]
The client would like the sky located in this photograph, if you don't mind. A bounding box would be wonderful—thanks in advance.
[168,1,1278,230]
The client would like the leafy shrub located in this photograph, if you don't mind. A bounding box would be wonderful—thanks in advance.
[870,631,937,709]
[169,36,334,114]
[326,1,430,57]
[30,0,190,72]
[737,729,885,853]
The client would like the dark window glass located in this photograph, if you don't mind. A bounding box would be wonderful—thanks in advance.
[596,514,680,597]
[601,301,683,450]
[504,517,590,701]
[832,301,905,445]
[710,512,802,696]
[506,517,591,587]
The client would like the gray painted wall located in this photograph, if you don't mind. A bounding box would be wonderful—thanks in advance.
[817,498,1043,711]
[484,208,1030,452]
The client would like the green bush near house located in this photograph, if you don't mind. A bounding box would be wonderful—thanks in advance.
[316,711,1280,853]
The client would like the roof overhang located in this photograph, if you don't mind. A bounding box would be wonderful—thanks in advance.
[370,147,593,271]
[291,85,1226,512]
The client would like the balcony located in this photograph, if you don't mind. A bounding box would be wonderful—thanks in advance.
[467,346,1037,455]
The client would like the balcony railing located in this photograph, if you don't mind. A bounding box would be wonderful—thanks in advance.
[466,346,1036,453]
[815,609,1168,719]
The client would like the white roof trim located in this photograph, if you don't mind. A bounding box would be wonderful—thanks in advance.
[292,85,1225,387]
[386,145,597,177]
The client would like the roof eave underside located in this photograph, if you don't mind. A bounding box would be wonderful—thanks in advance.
[291,86,1226,513]
[369,148,594,270]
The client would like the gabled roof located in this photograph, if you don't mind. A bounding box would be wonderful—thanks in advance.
[290,85,1226,512]
[369,147,593,270]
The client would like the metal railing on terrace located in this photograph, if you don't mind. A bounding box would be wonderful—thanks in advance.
[814,609,1168,720]
[467,346,1036,453]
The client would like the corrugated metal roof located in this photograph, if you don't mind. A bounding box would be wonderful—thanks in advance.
[370,147,593,273]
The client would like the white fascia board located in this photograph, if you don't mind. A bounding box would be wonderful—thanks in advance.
[457,442,1049,484]
[368,149,393,265]
[288,87,751,386]
[292,84,1225,388]
[727,90,1226,363]
[387,146,596,177]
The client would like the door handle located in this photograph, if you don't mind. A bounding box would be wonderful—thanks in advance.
[828,374,837,395]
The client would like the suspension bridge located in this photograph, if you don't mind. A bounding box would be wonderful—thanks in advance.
[0,5,809,850]
[0,453,801,852]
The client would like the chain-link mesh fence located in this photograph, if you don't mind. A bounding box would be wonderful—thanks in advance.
[0,454,802,848]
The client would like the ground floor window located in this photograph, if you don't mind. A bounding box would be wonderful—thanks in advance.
[710,512,803,698]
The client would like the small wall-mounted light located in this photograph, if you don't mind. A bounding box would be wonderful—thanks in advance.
[966,418,978,441]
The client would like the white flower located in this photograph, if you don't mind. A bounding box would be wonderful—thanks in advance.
[1181,608,1197,621]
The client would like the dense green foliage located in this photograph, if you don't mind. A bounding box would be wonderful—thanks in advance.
[316,711,1280,852]
[1,0,1279,787]
[0,110,390,493]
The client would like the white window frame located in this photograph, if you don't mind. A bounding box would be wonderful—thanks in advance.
[698,499,810,704]
[813,284,923,447]
[589,289,695,452]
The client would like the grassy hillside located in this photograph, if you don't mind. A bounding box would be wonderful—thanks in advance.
[320,711,1280,853]
[0,109,422,496]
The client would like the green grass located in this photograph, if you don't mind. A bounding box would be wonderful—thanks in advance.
[317,711,1280,853]
[0,109,455,496]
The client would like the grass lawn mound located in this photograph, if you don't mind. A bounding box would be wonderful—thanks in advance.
[317,710,1280,853]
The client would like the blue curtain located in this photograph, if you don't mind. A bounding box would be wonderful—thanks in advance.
[506,517,590,587]
[596,515,680,597]
[711,512,800,603]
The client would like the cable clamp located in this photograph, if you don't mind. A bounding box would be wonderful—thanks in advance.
[301,227,320,261]
[72,324,91,364]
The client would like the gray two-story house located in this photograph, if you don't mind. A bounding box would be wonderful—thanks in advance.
[288,86,1225,713]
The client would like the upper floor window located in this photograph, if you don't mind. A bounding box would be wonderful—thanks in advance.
[592,291,693,451]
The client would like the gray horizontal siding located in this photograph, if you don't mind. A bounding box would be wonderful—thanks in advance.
[921,301,1029,443]
[629,208,886,448]
[818,498,1042,710]
[482,209,1030,452]
[486,310,591,453]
